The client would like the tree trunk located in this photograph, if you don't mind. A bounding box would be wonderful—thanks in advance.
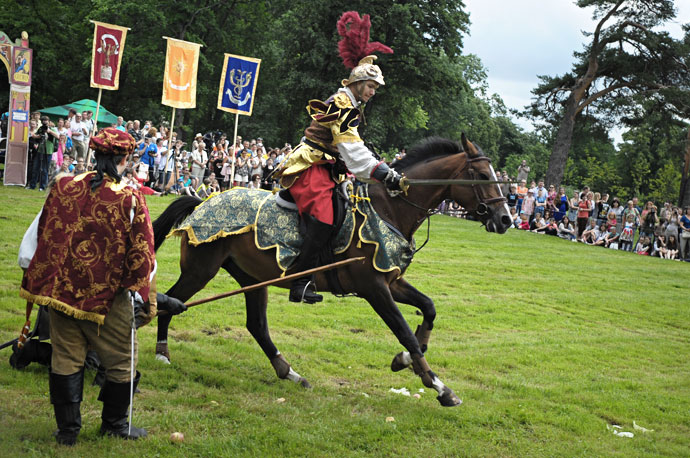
[679,125,690,208]
[545,94,579,186]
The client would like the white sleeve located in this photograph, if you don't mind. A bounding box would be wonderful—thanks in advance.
[18,209,42,269]
[336,141,381,182]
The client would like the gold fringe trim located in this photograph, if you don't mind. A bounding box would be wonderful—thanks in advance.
[19,288,106,325]
[169,224,255,247]
[354,197,403,279]
[334,215,355,255]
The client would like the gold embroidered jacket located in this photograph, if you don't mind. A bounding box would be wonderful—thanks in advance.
[20,172,156,325]
[278,90,363,187]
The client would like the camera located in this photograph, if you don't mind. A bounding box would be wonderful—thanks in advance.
[36,124,49,142]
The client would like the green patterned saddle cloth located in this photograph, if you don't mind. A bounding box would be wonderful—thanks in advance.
[170,185,414,276]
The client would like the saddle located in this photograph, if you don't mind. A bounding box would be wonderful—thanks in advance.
[276,181,351,294]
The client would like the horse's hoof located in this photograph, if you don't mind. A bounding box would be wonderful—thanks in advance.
[155,353,171,365]
[299,377,312,389]
[437,387,462,407]
[391,352,410,372]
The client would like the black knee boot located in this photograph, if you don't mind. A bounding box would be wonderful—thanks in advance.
[98,371,147,439]
[289,215,334,304]
[49,370,84,446]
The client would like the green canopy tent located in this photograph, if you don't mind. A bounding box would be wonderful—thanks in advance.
[38,99,119,128]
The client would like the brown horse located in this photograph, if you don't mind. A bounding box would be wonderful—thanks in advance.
[152,135,511,406]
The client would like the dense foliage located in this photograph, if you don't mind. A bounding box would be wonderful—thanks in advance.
[1,0,688,203]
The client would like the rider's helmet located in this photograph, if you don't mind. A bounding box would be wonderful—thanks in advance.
[341,55,386,87]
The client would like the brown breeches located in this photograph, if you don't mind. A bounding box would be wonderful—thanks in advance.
[49,291,137,383]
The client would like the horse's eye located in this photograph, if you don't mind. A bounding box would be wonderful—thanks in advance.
[479,174,489,180]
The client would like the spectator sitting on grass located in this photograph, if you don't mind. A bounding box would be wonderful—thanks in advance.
[196,177,212,199]
[179,173,198,197]
[558,216,576,241]
[591,223,609,247]
[580,220,600,244]
[666,234,679,260]
[533,217,558,236]
[604,225,619,249]
[635,235,651,255]
[653,234,668,258]
[518,212,530,230]
[531,213,547,232]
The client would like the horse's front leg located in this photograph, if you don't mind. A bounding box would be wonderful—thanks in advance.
[363,285,461,407]
[389,278,435,372]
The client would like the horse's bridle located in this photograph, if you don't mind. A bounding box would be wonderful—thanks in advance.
[450,155,507,217]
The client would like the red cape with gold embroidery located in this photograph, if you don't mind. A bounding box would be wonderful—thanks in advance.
[20,172,155,325]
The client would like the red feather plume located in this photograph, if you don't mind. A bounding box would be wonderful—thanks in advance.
[337,11,393,70]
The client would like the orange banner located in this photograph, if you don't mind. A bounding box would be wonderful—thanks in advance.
[161,37,202,109]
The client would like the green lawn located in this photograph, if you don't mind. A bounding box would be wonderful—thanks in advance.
[0,186,688,457]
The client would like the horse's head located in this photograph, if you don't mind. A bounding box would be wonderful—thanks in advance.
[449,134,512,234]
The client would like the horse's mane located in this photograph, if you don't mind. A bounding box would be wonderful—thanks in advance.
[391,137,467,172]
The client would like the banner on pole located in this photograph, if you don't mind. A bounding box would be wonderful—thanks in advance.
[90,21,129,90]
[217,53,261,116]
[162,37,202,109]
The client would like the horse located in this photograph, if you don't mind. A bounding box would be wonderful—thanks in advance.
[152,135,512,407]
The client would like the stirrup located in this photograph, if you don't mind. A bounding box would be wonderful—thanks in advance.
[289,280,323,304]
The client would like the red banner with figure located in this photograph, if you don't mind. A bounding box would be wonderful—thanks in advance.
[90,21,129,90]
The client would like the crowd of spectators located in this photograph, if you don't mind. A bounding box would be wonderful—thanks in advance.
[440,160,690,262]
[23,112,292,199]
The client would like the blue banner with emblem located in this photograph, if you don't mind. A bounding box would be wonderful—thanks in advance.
[217,53,261,116]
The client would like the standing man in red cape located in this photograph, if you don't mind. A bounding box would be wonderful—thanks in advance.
[19,128,186,445]
[276,11,408,304]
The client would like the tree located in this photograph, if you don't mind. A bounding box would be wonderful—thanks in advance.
[527,0,689,186]
[1,0,534,159]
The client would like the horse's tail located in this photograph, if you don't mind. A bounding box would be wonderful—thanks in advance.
[152,196,203,251]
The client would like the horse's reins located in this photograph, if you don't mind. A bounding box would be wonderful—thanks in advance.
[395,154,507,253]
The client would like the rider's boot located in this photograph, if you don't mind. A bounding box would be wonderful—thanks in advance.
[289,214,334,304]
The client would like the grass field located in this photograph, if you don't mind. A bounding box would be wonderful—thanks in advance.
[0,186,689,457]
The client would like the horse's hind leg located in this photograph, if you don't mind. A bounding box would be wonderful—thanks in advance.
[222,259,312,388]
[389,278,435,372]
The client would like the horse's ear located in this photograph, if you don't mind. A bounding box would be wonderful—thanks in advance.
[460,133,478,157]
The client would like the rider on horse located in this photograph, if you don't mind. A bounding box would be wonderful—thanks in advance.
[276,11,407,304]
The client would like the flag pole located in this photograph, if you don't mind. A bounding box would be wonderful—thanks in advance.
[86,87,103,169]
[230,112,239,185]
[166,107,176,190]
